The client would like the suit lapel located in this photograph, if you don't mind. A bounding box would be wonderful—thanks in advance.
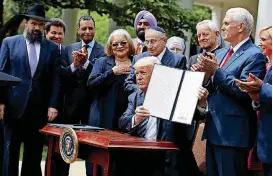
[136,90,145,106]
[33,39,46,78]
[89,41,99,61]
[223,39,253,70]
[264,67,272,84]
[217,48,229,66]
[161,48,172,66]
[106,56,115,69]
[20,36,32,77]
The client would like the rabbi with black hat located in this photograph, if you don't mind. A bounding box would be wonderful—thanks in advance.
[0,3,61,176]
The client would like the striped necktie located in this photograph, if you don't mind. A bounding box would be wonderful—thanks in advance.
[137,118,149,138]
[220,48,234,68]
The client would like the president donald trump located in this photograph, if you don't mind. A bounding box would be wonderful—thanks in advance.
[120,57,208,176]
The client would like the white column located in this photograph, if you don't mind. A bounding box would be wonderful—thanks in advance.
[184,31,192,58]
[62,9,79,45]
[255,0,272,45]
[211,6,222,30]
[177,0,193,58]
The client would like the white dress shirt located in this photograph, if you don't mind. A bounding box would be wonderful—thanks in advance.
[232,37,250,53]
[157,47,166,61]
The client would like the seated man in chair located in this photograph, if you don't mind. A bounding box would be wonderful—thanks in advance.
[120,56,208,176]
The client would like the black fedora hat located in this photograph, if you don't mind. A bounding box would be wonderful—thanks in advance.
[23,3,50,22]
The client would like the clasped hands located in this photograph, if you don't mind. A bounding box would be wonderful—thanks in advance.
[112,63,130,75]
[235,73,263,103]
[72,48,88,68]
[191,53,219,81]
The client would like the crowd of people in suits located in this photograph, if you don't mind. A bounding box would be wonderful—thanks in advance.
[0,2,271,176]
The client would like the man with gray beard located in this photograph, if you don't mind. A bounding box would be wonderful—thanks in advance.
[0,3,61,176]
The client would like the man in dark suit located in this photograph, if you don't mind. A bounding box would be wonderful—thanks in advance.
[124,26,187,94]
[61,15,105,176]
[194,8,267,176]
[187,20,222,70]
[120,57,208,176]
[186,20,223,155]
[0,4,60,176]
[45,18,66,54]
[62,15,105,125]
[44,18,70,176]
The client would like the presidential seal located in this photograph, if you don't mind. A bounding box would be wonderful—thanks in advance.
[59,127,79,163]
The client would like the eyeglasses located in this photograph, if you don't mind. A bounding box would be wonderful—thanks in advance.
[112,41,127,47]
[143,39,162,47]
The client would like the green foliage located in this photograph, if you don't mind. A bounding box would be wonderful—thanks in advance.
[3,0,211,45]
[110,0,211,42]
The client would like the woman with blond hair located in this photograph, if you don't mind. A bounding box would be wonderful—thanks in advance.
[87,29,134,130]
[236,25,272,176]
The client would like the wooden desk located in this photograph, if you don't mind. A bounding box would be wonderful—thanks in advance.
[41,125,178,176]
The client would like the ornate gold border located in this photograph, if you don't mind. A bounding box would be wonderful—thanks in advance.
[59,127,79,164]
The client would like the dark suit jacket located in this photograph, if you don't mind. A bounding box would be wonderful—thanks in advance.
[203,39,267,148]
[124,48,187,94]
[61,41,105,124]
[0,35,60,127]
[87,56,129,130]
[187,45,222,70]
[257,67,272,163]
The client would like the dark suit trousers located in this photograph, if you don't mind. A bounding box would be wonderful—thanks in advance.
[206,141,249,176]
[264,163,272,176]
[3,119,45,176]
[3,102,46,176]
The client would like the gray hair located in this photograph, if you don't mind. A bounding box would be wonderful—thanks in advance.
[196,20,218,32]
[145,28,166,39]
[225,7,254,35]
[133,56,161,69]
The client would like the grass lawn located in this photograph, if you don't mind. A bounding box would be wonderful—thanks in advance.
[19,145,82,161]
[19,145,48,161]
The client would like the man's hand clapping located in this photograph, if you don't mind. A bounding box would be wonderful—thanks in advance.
[72,48,88,67]
[198,52,219,75]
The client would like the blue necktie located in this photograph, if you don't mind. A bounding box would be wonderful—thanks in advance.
[29,43,38,77]
[137,118,149,138]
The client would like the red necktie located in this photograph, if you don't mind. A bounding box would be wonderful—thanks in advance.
[220,48,234,68]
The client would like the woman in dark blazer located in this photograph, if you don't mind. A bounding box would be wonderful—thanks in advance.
[87,29,135,130]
